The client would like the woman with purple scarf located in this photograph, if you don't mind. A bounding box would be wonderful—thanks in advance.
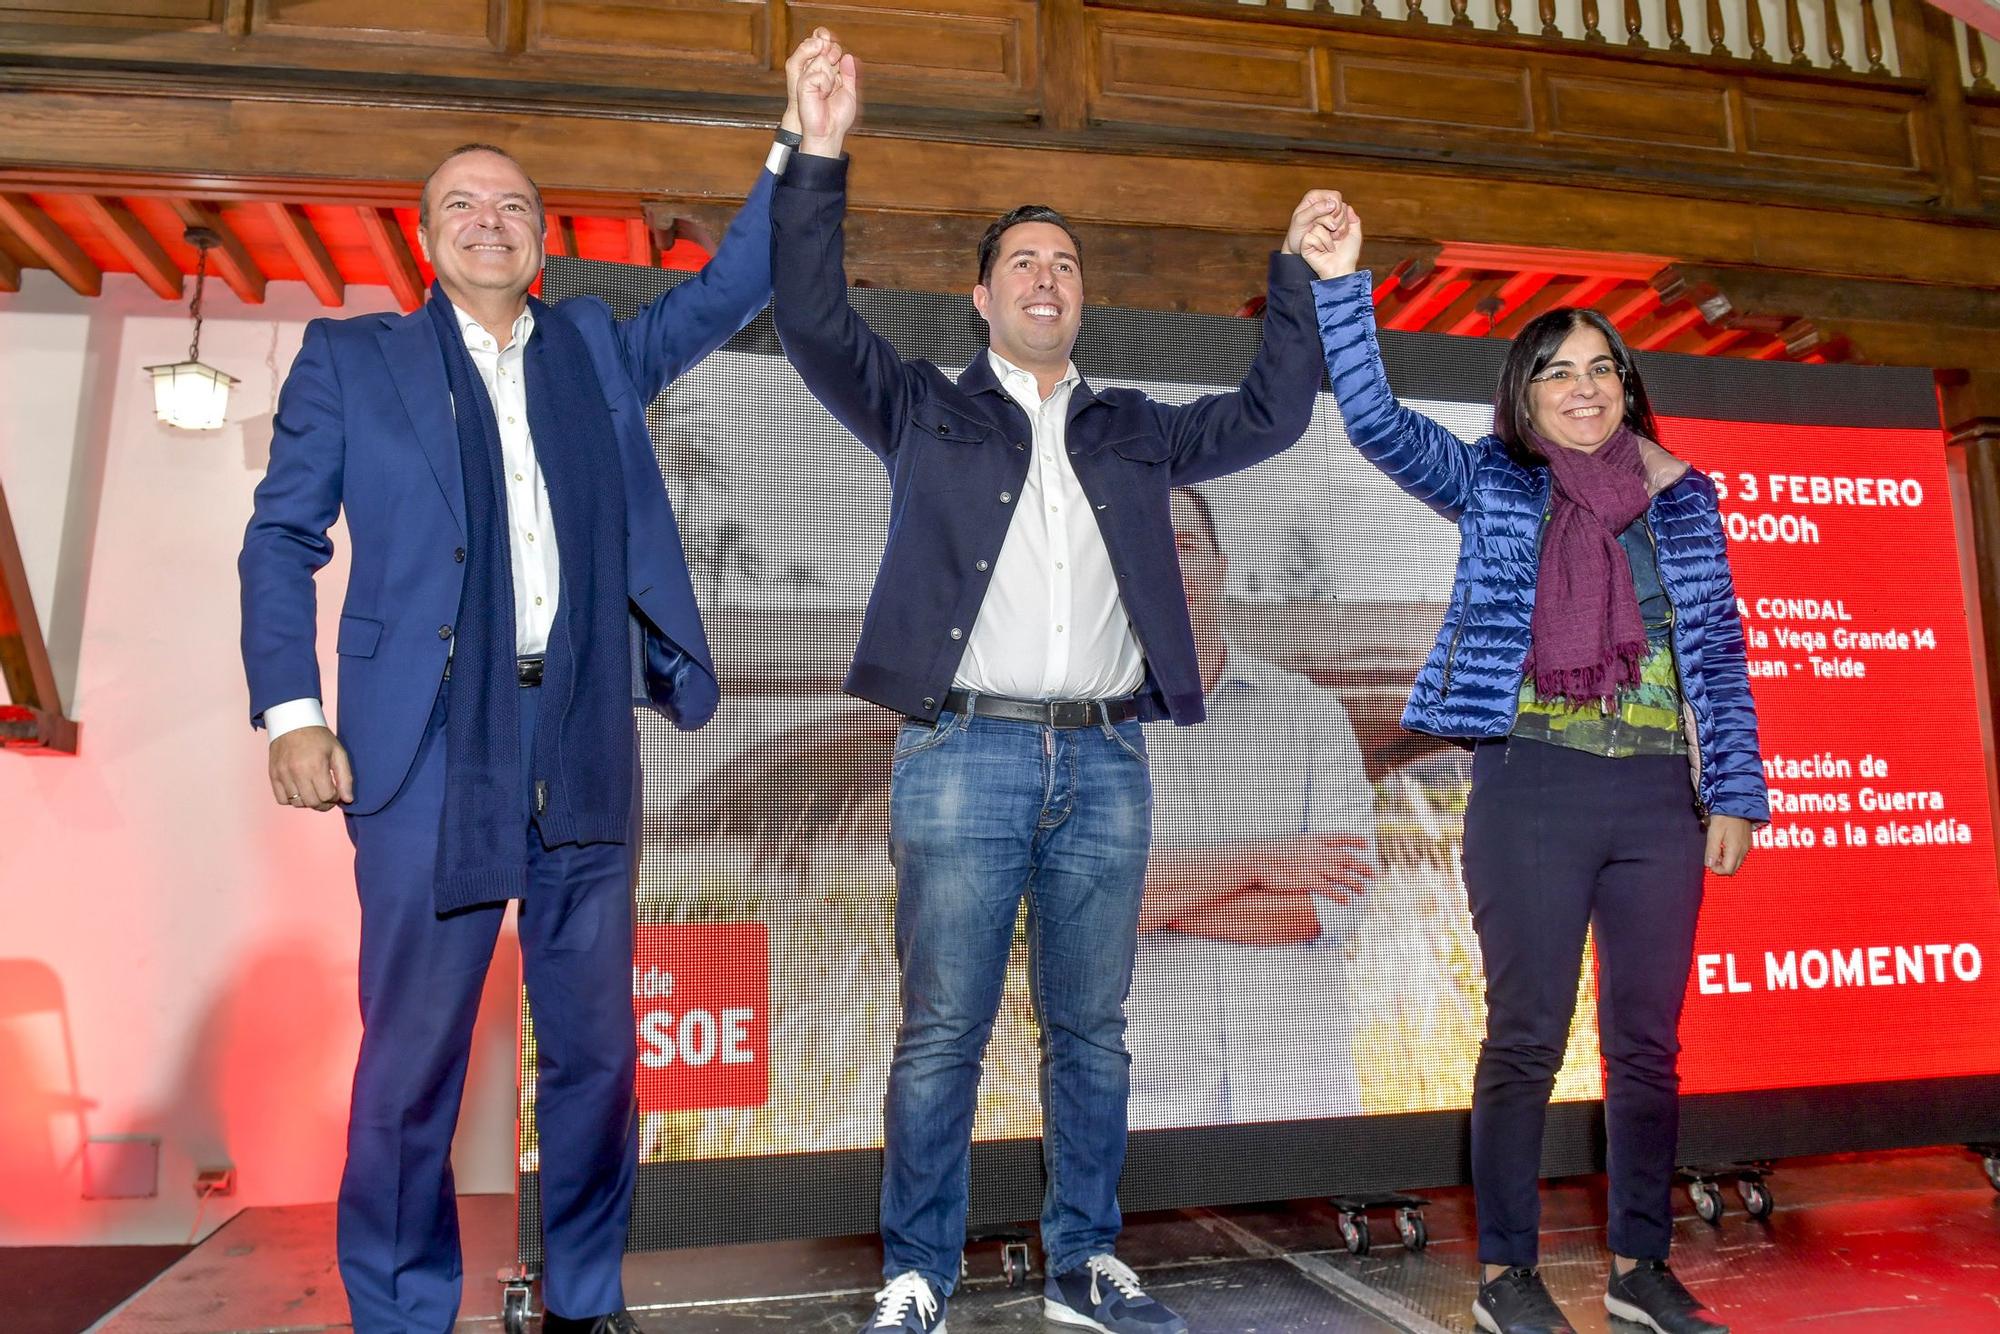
[1299,201,1769,1334]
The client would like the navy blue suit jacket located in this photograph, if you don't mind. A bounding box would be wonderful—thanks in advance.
[771,154,1323,725]
[241,170,775,815]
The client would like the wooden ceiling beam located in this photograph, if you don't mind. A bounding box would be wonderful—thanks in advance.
[73,195,182,300]
[1380,266,1471,332]
[265,202,344,306]
[0,244,18,294]
[1627,303,1710,351]
[1435,276,1514,338]
[0,193,101,297]
[170,200,266,304]
[625,217,660,268]
[1493,274,1624,337]
[1601,283,1663,329]
[357,206,423,311]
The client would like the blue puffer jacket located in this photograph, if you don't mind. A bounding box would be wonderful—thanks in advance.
[1316,272,1769,823]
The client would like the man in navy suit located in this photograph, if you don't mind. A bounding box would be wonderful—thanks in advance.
[776,43,1343,1334]
[238,39,827,1334]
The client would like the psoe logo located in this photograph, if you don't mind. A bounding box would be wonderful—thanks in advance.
[632,923,769,1112]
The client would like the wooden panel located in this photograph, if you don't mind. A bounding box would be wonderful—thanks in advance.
[1332,54,1530,132]
[528,0,763,62]
[1972,108,2000,186]
[1097,27,1316,112]
[790,0,1034,93]
[1743,95,1921,169]
[252,0,494,46]
[0,0,213,19]
[1545,74,1734,151]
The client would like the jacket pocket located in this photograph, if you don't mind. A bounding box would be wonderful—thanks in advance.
[1106,432,1170,465]
[912,403,991,446]
[337,614,384,658]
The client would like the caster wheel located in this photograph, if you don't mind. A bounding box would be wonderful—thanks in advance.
[1338,1211,1372,1257]
[501,1286,529,1334]
[1001,1242,1030,1288]
[1737,1178,1774,1220]
[1396,1207,1428,1251]
[1688,1180,1724,1226]
[1984,1156,2000,1193]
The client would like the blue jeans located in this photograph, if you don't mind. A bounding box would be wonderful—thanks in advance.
[880,707,1153,1293]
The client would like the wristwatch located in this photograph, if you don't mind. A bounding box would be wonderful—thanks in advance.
[767,127,804,174]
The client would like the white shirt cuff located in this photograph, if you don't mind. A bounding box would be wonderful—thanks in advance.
[263,698,327,742]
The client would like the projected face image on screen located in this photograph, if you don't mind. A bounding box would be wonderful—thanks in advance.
[518,260,2000,1249]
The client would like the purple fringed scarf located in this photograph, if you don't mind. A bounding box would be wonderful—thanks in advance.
[1523,424,1652,706]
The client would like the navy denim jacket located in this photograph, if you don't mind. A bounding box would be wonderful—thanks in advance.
[771,153,1323,724]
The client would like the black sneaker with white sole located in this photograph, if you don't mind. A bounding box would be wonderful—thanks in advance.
[1604,1261,1728,1333]
[1473,1266,1577,1334]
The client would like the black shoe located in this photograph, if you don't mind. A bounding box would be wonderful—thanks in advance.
[543,1311,645,1334]
[1473,1266,1577,1334]
[1604,1261,1728,1333]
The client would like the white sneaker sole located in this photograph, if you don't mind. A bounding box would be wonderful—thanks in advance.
[1043,1299,1112,1331]
[1471,1299,1501,1333]
[1604,1292,1681,1332]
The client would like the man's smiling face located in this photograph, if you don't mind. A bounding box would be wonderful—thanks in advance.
[973,221,1084,372]
[418,149,545,306]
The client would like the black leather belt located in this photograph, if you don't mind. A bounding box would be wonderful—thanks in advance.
[941,688,1138,729]
[443,655,544,686]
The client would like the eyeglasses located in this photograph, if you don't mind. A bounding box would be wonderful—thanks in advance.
[1531,362,1624,389]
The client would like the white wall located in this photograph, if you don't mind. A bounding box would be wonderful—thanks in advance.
[0,270,518,1246]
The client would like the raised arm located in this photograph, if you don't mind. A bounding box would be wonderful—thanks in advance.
[610,38,828,398]
[1159,191,1348,487]
[1300,207,1483,521]
[769,40,918,461]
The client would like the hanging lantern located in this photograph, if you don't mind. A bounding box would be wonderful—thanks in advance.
[144,226,238,431]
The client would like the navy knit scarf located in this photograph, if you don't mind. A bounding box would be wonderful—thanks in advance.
[426,284,632,913]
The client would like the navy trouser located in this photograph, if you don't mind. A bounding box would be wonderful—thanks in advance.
[339,686,639,1332]
[1462,737,1706,1266]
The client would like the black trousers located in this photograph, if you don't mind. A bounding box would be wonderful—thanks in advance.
[1462,737,1706,1265]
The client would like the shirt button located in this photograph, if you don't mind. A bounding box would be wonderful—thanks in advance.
[454,547,465,563]
[507,417,517,425]
[949,627,963,640]
[1056,624,1065,633]
[534,596,543,606]
[515,473,524,482]
[1049,503,1059,513]
[526,532,536,542]
[975,559,990,572]
[999,491,1013,504]
[438,625,453,640]
[1055,561,1065,570]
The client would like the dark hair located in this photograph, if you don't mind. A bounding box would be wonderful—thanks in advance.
[1493,307,1659,466]
[1171,486,1223,555]
[419,143,545,230]
[977,205,1083,285]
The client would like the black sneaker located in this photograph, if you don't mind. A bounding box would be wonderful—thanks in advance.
[1604,1261,1728,1333]
[1473,1267,1576,1334]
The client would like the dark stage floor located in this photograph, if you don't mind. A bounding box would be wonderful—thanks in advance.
[87,1146,2000,1333]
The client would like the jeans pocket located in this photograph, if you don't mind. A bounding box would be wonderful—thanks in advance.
[1103,719,1149,767]
[892,711,959,765]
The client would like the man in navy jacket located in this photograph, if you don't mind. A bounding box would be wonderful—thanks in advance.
[776,44,1342,1334]
[238,41,823,1334]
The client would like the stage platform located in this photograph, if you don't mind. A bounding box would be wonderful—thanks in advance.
[93,1146,2000,1333]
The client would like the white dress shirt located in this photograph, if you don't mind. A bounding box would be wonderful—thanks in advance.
[950,351,1146,702]
[1128,642,1380,1127]
[264,302,562,741]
